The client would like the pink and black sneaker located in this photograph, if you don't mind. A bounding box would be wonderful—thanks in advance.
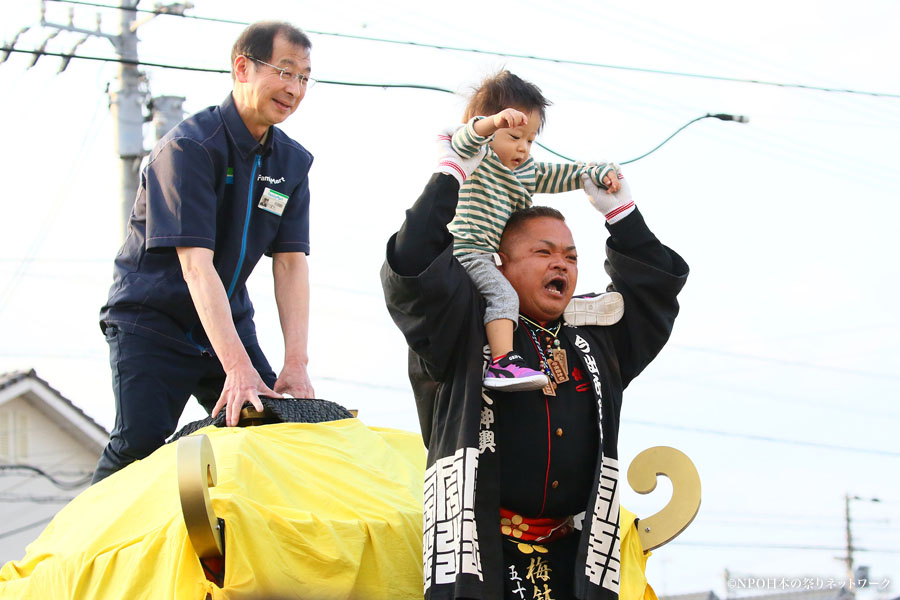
[483,352,549,392]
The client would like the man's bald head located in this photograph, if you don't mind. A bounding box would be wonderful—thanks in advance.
[499,205,566,255]
[498,206,577,323]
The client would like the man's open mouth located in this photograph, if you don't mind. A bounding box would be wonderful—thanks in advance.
[544,276,567,296]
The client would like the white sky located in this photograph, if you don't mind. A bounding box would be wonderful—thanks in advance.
[1,0,899,594]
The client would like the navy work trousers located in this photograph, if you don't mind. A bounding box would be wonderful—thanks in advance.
[92,326,277,483]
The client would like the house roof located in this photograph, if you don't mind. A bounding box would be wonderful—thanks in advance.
[0,369,108,451]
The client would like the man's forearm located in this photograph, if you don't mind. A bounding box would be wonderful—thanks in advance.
[606,209,675,272]
[177,247,252,370]
[273,252,310,367]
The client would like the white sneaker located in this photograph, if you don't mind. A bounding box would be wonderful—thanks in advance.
[564,292,624,326]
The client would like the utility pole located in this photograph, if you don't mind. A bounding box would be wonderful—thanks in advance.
[150,95,185,142]
[28,0,192,241]
[33,0,143,240]
[110,0,144,242]
[843,493,856,596]
[843,494,881,596]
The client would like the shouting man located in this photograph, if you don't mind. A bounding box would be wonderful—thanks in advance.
[381,134,688,599]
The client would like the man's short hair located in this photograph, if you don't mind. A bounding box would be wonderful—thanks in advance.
[231,21,312,79]
[500,205,566,250]
[463,70,551,130]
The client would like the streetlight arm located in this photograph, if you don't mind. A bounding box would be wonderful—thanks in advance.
[534,113,750,165]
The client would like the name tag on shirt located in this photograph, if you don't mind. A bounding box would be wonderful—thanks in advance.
[258,187,289,216]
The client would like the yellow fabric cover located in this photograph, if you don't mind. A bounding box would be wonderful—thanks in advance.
[0,417,658,600]
[619,506,658,600]
[0,419,426,600]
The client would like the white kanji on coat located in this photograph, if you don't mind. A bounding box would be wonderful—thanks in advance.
[480,406,494,429]
[423,447,483,590]
[479,429,496,454]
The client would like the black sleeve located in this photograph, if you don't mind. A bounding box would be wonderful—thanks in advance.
[604,208,689,386]
[381,174,483,380]
[388,173,461,276]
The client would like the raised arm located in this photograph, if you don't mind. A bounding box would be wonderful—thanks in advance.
[381,131,487,376]
[583,175,689,384]
[391,130,486,275]
[533,161,620,194]
[451,109,529,158]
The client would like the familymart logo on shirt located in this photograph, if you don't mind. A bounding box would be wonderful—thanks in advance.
[258,174,285,185]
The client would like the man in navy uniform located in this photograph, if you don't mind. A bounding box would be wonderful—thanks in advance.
[94,21,316,483]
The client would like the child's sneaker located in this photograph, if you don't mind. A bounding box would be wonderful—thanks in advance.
[564,292,624,326]
[483,352,549,392]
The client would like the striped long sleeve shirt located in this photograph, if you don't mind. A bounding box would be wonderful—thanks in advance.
[449,117,612,256]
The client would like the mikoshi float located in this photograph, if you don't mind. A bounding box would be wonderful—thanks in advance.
[0,399,699,599]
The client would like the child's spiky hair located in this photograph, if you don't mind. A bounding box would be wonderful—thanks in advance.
[463,70,551,130]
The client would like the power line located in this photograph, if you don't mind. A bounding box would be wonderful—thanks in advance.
[0,493,76,503]
[0,47,458,91]
[698,518,899,532]
[38,0,900,100]
[316,375,410,394]
[0,465,93,490]
[0,84,108,316]
[703,507,900,520]
[1,46,229,73]
[0,516,54,540]
[0,48,739,164]
[45,0,246,23]
[624,419,900,457]
[654,375,900,421]
[670,540,900,553]
[674,344,900,382]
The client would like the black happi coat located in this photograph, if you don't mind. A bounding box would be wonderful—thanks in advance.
[381,174,688,600]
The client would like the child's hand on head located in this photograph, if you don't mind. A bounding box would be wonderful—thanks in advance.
[473,107,530,137]
[491,108,528,130]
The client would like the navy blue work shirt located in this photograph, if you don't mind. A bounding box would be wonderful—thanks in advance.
[100,93,313,356]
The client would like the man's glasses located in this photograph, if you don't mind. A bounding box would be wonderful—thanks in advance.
[244,56,316,88]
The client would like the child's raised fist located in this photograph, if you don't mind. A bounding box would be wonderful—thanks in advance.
[491,108,529,130]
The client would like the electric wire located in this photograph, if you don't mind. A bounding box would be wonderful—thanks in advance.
[0,516,54,540]
[669,540,900,554]
[0,465,93,490]
[10,16,900,185]
[38,0,900,100]
[21,3,900,186]
[3,9,899,504]
[0,72,108,316]
[3,9,897,569]
[605,1,900,126]
[562,0,900,179]
[674,344,900,382]
[648,375,900,421]
[703,507,900,520]
[624,419,900,457]
[0,48,728,165]
[474,0,900,178]
[619,115,711,165]
[0,493,76,503]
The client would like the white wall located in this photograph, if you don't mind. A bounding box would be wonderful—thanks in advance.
[0,395,101,564]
